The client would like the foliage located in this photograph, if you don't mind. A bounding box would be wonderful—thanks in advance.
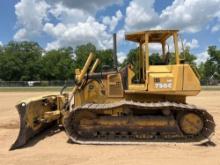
[74,43,96,68]
[41,47,75,80]
[0,40,219,82]
[121,48,138,67]
[0,42,114,81]
[180,46,197,65]
[96,49,114,71]
[74,43,114,71]
[0,41,43,81]
[198,46,220,80]
[149,53,163,65]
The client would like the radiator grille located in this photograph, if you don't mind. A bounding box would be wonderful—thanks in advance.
[108,74,123,97]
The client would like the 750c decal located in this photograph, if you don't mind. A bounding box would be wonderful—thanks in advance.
[154,79,173,89]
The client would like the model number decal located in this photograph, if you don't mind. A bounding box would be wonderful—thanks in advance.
[155,82,172,89]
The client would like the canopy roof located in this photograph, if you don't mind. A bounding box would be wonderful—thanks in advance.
[125,30,179,43]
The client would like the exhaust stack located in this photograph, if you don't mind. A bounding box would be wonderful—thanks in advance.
[113,33,118,71]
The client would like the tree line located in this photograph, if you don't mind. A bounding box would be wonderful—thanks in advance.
[122,46,220,82]
[0,41,219,82]
[0,41,113,81]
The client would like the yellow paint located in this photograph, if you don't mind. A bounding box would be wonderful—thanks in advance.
[18,30,202,134]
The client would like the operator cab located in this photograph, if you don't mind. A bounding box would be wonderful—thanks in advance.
[124,30,200,94]
[125,30,180,83]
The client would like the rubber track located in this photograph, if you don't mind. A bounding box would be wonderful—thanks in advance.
[64,101,215,144]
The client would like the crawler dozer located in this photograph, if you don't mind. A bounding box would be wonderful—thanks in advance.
[11,30,215,150]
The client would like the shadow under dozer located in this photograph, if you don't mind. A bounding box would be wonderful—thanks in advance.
[11,124,62,150]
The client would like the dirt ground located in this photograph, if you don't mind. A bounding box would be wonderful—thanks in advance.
[0,91,219,165]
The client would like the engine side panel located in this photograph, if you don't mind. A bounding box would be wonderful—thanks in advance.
[147,64,200,96]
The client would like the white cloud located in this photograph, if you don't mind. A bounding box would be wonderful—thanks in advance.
[0,41,3,46]
[49,3,88,24]
[115,29,125,45]
[169,38,199,52]
[102,10,123,32]
[14,28,28,41]
[166,37,199,52]
[149,43,162,54]
[13,0,219,56]
[118,51,126,63]
[212,11,220,32]
[196,50,209,64]
[145,38,199,55]
[14,0,123,50]
[211,24,220,32]
[44,17,112,50]
[125,0,159,31]
[125,0,220,33]
[47,0,123,14]
[14,0,49,40]
[160,0,220,32]
[184,38,199,49]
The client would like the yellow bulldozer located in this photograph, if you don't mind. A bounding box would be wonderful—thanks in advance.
[11,30,215,150]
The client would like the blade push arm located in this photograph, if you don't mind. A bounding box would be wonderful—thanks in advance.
[90,59,100,74]
[75,53,95,84]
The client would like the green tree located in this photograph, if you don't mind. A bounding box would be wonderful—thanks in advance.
[41,47,75,80]
[199,46,220,80]
[74,43,96,69]
[121,48,138,67]
[0,41,42,81]
[74,43,114,72]
[180,46,197,65]
[198,62,205,79]
[96,49,114,71]
[121,48,166,67]
[208,46,220,65]
[149,53,163,65]
[0,44,3,56]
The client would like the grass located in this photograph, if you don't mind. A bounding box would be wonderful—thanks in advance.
[0,86,219,92]
[202,86,220,90]
[0,86,73,92]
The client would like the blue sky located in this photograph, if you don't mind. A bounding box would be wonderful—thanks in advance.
[0,0,220,63]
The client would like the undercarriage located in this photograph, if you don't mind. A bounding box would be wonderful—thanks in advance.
[64,101,215,144]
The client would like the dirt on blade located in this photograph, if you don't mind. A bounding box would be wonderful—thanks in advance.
[0,91,219,165]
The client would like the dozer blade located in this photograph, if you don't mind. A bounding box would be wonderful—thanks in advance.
[10,96,60,150]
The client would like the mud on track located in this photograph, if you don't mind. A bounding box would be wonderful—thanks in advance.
[0,91,219,165]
